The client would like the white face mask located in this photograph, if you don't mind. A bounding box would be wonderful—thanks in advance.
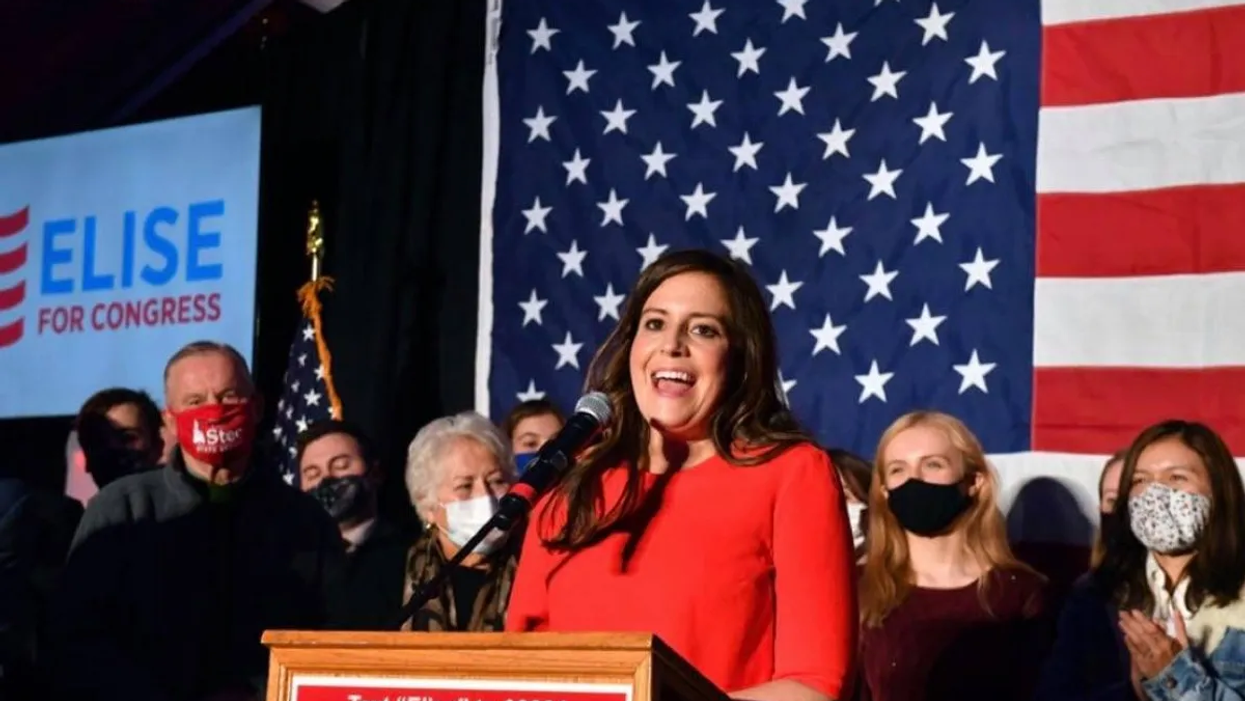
[846,502,867,550]
[442,495,506,555]
[1129,482,1210,554]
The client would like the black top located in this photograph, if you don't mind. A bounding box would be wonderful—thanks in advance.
[1034,574,1134,701]
[46,453,345,701]
[448,564,489,630]
[325,519,413,631]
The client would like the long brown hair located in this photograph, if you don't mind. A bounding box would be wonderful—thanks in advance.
[828,447,871,503]
[1096,420,1245,613]
[538,249,810,550]
[859,411,1038,627]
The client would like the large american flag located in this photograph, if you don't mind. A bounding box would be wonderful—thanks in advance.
[475,0,1245,530]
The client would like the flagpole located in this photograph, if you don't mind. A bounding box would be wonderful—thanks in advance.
[295,199,343,420]
[306,199,325,282]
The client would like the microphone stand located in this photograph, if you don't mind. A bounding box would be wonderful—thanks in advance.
[392,490,533,629]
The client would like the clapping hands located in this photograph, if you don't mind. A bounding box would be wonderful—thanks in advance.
[1119,608,1188,694]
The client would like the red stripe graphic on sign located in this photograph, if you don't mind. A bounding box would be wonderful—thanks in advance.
[0,281,24,312]
[0,319,24,349]
[0,207,28,238]
[0,243,27,275]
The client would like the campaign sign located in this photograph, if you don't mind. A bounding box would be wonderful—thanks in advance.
[288,676,633,701]
[0,107,260,419]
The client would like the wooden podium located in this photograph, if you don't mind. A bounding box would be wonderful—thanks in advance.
[262,631,731,701]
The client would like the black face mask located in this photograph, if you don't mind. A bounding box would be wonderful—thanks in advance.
[886,478,972,537]
[311,475,372,524]
[87,447,153,489]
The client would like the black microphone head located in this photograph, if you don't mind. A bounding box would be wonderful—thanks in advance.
[575,392,613,424]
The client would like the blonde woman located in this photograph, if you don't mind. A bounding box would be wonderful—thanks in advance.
[857,411,1051,701]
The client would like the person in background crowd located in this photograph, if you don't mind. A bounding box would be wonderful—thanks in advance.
[501,399,565,471]
[507,250,857,701]
[19,448,86,698]
[829,447,871,564]
[297,419,410,630]
[1033,449,1129,701]
[159,423,179,466]
[857,410,1050,701]
[1090,450,1126,569]
[74,387,164,490]
[1040,420,1245,700]
[48,340,345,701]
[400,411,520,632]
[0,476,35,701]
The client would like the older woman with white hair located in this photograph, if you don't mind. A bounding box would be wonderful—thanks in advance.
[400,411,521,631]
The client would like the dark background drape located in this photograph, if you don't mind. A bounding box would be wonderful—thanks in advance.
[1,0,486,527]
[262,0,486,523]
[0,0,271,144]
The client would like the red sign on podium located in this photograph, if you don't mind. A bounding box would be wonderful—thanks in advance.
[290,676,634,701]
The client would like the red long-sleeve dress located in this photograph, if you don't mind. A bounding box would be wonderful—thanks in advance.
[505,443,857,700]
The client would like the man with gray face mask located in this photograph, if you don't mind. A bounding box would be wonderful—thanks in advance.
[296,420,412,630]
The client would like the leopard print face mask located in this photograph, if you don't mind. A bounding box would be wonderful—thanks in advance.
[1129,482,1211,554]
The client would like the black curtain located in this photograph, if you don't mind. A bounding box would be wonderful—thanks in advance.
[260,0,485,525]
[0,0,270,144]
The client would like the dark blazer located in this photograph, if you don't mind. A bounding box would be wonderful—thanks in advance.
[46,455,346,701]
[326,518,413,631]
[1034,574,1134,701]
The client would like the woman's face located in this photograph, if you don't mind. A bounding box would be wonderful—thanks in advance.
[431,437,510,531]
[628,272,730,441]
[881,424,971,491]
[1099,458,1124,514]
[511,413,563,453]
[1128,438,1211,500]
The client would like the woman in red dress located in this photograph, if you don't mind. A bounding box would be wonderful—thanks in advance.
[506,250,857,701]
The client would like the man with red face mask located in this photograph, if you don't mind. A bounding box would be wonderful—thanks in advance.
[46,341,346,701]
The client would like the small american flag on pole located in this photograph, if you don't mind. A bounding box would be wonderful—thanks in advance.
[272,278,343,487]
[475,0,1245,519]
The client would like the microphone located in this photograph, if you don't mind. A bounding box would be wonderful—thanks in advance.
[393,392,612,628]
[493,391,612,529]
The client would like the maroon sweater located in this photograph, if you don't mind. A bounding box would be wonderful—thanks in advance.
[858,568,1052,701]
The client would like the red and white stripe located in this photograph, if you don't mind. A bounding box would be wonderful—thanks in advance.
[994,0,1245,541]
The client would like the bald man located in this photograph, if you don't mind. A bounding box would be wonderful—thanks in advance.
[48,341,345,701]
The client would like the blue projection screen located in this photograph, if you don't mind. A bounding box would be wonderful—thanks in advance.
[0,107,261,418]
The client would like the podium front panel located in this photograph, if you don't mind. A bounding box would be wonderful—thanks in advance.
[287,676,633,701]
[262,631,726,701]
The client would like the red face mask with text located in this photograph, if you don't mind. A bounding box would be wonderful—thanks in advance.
[172,401,255,466]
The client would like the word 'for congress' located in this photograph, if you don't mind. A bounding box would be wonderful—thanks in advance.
[34,200,228,335]
[38,293,221,334]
